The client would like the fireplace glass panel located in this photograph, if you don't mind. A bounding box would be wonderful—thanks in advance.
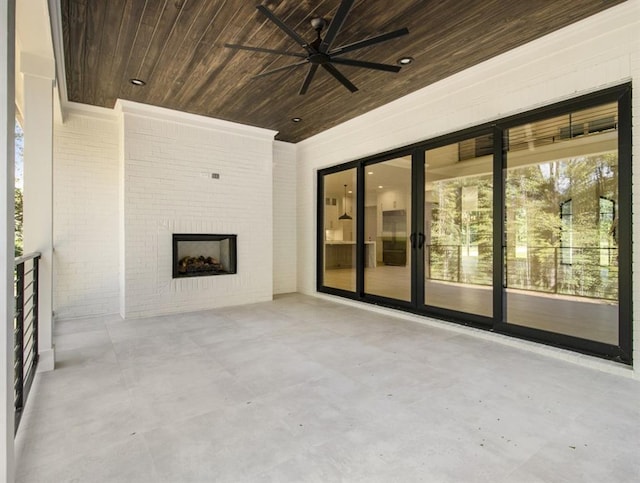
[173,234,237,278]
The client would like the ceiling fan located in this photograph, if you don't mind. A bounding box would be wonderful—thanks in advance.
[224,0,410,95]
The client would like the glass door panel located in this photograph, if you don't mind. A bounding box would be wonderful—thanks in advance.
[504,102,619,344]
[364,157,412,301]
[322,169,357,292]
[424,135,494,317]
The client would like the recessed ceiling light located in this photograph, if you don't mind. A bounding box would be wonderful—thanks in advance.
[378,185,383,189]
[397,57,414,65]
[367,171,374,175]
[129,78,146,86]
[291,117,302,123]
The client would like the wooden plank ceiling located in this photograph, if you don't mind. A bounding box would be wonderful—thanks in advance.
[61,0,626,143]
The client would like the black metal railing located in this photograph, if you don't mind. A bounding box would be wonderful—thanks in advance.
[426,244,493,286]
[14,252,41,432]
[504,245,618,300]
[426,245,618,301]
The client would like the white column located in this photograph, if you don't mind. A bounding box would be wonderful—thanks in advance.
[1,0,17,480]
[21,52,54,372]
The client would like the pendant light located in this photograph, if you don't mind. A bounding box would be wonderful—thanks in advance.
[338,184,352,220]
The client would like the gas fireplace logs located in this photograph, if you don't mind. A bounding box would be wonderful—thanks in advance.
[178,256,225,274]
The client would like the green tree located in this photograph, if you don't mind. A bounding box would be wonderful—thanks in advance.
[15,120,24,257]
[504,153,618,299]
[15,187,23,257]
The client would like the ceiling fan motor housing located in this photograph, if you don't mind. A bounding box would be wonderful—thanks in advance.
[309,53,331,64]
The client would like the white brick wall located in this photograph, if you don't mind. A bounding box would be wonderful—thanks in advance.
[273,141,297,294]
[118,101,277,318]
[297,1,640,374]
[52,104,292,319]
[53,111,120,319]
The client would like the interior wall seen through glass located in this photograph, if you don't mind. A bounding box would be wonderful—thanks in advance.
[364,157,412,301]
[322,169,357,292]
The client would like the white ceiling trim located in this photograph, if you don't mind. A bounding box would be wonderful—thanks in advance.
[115,99,279,141]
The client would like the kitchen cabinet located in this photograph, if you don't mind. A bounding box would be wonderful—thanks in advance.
[324,241,376,269]
[324,201,339,230]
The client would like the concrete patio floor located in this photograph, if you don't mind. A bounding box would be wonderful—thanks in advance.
[14,293,640,482]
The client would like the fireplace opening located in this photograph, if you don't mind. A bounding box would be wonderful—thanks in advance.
[172,234,237,278]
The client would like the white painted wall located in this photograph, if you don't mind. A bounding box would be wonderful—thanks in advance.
[118,101,277,318]
[1,1,16,478]
[296,1,640,375]
[273,141,297,294]
[52,110,120,319]
[21,53,55,371]
[14,0,55,123]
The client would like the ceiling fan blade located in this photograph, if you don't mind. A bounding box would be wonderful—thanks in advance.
[299,64,319,95]
[319,0,354,53]
[224,43,307,58]
[322,63,358,93]
[253,60,309,79]
[256,5,311,52]
[331,57,401,73]
[330,27,409,56]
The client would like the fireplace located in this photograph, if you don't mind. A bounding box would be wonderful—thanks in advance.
[172,234,237,278]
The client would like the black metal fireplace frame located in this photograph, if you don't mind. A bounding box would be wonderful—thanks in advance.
[172,233,237,279]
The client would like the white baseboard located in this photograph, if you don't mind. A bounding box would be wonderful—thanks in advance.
[37,347,55,372]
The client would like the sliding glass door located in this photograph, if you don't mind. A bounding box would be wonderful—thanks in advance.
[317,85,631,363]
[504,102,620,344]
[321,168,357,293]
[363,156,412,302]
[424,134,494,317]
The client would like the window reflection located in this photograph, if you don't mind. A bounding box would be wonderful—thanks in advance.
[505,102,619,344]
[425,135,493,317]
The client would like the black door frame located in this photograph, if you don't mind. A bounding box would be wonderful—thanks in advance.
[317,83,632,364]
[358,150,417,312]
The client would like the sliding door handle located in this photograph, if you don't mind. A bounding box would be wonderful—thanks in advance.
[418,233,426,249]
[410,233,416,249]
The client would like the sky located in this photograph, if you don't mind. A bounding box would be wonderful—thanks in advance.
[15,119,23,188]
